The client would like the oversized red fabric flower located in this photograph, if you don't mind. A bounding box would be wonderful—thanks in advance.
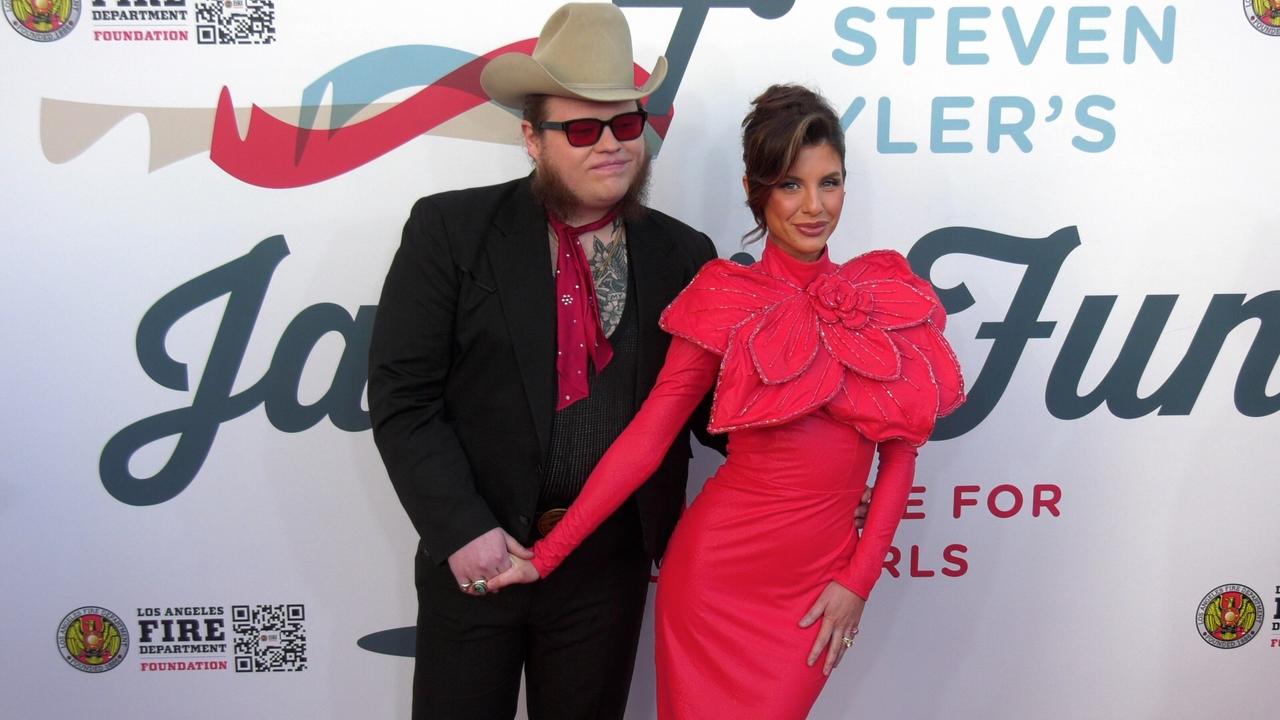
[660,247,965,444]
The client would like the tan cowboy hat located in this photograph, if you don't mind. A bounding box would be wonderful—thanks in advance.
[480,2,668,109]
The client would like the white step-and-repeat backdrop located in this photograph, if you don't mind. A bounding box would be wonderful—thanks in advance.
[4,1,1278,718]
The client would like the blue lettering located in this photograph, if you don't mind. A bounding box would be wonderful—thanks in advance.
[1066,6,1110,64]
[931,96,974,153]
[877,97,917,153]
[988,96,1035,153]
[1072,95,1115,152]
[833,6,876,66]
[1124,5,1175,64]
[840,96,867,130]
[887,6,934,65]
[947,6,991,65]
[1002,6,1054,65]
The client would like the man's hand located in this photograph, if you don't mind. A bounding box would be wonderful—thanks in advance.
[447,527,533,594]
[854,485,873,530]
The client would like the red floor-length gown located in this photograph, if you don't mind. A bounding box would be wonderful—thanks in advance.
[531,242,965,719]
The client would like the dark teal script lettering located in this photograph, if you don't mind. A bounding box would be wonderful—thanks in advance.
[1046,293,1280,419]
[99,236,374,506]
[103,229,1280,504]
[909,227,1280,439]
[614,0,795,115]
[909,227,1079,439]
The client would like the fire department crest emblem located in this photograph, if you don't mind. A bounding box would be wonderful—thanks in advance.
[5,0,81,42]
[1196,584,1263,649]
[57,606,129,672]
[1247,0,1280,36]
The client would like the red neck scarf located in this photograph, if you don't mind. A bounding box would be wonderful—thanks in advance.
[548,209,618,410]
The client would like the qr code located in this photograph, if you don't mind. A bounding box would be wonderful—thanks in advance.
[231,604,307,672]
[195,0,276,45]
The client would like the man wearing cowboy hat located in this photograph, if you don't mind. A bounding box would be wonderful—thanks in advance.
[368,3,723,718]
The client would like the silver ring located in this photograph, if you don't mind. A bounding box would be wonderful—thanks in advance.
[471,578,489,595]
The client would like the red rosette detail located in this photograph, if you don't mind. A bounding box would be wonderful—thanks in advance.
[662,247,966,440]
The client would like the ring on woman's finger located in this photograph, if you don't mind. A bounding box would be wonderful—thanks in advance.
[841,627,859,648]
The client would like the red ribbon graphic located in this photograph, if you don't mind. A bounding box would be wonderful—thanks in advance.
[210,39,672,189]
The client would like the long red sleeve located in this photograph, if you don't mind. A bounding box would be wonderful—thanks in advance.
[834,439,918,600]
[531,337,719,577]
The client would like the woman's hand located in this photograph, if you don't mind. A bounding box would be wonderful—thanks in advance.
[448,528,533,595]
[854,484,873,530]
[485,554,541,592]
[799,581,866,676]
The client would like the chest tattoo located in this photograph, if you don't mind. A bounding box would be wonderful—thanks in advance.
[587,219,628,337]
[548,219,630,337]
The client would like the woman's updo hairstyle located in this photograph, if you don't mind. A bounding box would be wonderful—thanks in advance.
[740,84,846,243]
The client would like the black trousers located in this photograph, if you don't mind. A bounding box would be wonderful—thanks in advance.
[412,505,651,720]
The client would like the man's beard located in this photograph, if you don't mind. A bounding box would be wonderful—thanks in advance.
[531,153,652,223]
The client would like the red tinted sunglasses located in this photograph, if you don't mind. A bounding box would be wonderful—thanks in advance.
[538,110,648,147]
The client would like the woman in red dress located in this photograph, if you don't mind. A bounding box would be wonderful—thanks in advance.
[492,85,965,719]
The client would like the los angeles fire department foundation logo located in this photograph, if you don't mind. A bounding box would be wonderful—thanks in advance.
[1246,0,1280,36]
[4,0,82,42]
[1196,584,1263,649]
[57,606,130,672]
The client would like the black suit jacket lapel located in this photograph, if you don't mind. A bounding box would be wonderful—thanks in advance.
[487,177,555,458]
[627,211,678,406]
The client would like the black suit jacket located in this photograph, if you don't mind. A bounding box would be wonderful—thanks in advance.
[368,176,721,565]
